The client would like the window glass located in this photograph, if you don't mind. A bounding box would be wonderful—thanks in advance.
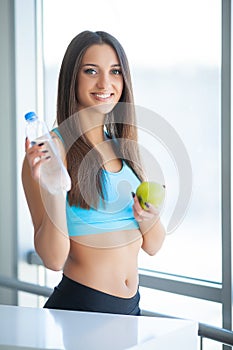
[42,0,221,284]
[140,287,222,327]
[202,339,222,350]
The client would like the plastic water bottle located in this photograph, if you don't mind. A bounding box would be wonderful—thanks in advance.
[25,111,71,194]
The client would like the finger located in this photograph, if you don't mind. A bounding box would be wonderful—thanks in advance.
[27,148,46,166]
[132,192,162,221]
[26,141,45,154]
[144,202,161,216]
[140,210,155,220]
[134,194,156,219]
[26,141,49,175]
[132,201,153,223]
[26,143,47,162]
[132,206,143,222]
[33,153,51,166]
[31,155,51,180]
[132,193,144,215]
[25,137,31,152]
[25,138,40,151]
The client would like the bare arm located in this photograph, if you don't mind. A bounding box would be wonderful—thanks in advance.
[22,137,70,270]
[132,194,166,256]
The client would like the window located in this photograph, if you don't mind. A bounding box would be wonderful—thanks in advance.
[42,0,221,279]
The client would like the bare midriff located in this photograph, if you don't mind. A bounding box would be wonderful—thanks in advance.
[63,229,143,298]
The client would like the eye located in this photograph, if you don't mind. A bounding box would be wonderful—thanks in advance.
[111,69,122,75]
[84,68,97,75]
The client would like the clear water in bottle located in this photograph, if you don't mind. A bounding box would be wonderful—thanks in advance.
[25,111,71,194]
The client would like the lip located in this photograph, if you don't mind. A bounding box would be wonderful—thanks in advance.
[91,92,114,102]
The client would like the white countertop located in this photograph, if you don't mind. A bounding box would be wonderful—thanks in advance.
[0,305,198,350]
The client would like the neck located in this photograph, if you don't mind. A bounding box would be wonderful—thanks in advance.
[85,127,106,145]
[78,110,106,145]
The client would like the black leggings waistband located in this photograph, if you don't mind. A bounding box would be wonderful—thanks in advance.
[44,274,141,316]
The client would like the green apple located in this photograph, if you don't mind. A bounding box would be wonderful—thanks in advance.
[136,182,165,210]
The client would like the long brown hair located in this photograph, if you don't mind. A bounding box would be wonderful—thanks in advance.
[56,31,144,208]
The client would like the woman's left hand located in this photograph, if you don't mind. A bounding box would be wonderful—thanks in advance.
[132,192,160,223]
[132,192,166,255]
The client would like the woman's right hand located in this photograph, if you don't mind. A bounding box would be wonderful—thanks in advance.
[23,138,70,270]
[25,138,49,182]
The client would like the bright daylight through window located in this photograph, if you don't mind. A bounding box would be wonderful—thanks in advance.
[42,0,221,280]
[35,0,222,341]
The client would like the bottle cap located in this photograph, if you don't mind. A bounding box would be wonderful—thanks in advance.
[25,111,38,121]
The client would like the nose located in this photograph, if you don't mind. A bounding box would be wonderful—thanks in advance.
[96,72,111,90]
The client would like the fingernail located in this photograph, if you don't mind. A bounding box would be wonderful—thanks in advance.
[131,192,135,198]
[42,150,48,153]
[145,202,150,208]
[45,156,51,160]
[38,142,44,146]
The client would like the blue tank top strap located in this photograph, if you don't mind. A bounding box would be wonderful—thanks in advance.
[52,127,65,145]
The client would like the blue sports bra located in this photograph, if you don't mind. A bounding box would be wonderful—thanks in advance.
[52,128,141,236]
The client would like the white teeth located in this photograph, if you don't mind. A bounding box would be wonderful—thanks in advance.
[95,93,111,99]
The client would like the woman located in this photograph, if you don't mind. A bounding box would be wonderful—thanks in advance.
[22,31,166,315]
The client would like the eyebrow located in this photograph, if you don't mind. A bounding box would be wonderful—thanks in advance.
[81,63,121,67]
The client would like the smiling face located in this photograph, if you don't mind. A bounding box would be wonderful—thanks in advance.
[76,44,124,114]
